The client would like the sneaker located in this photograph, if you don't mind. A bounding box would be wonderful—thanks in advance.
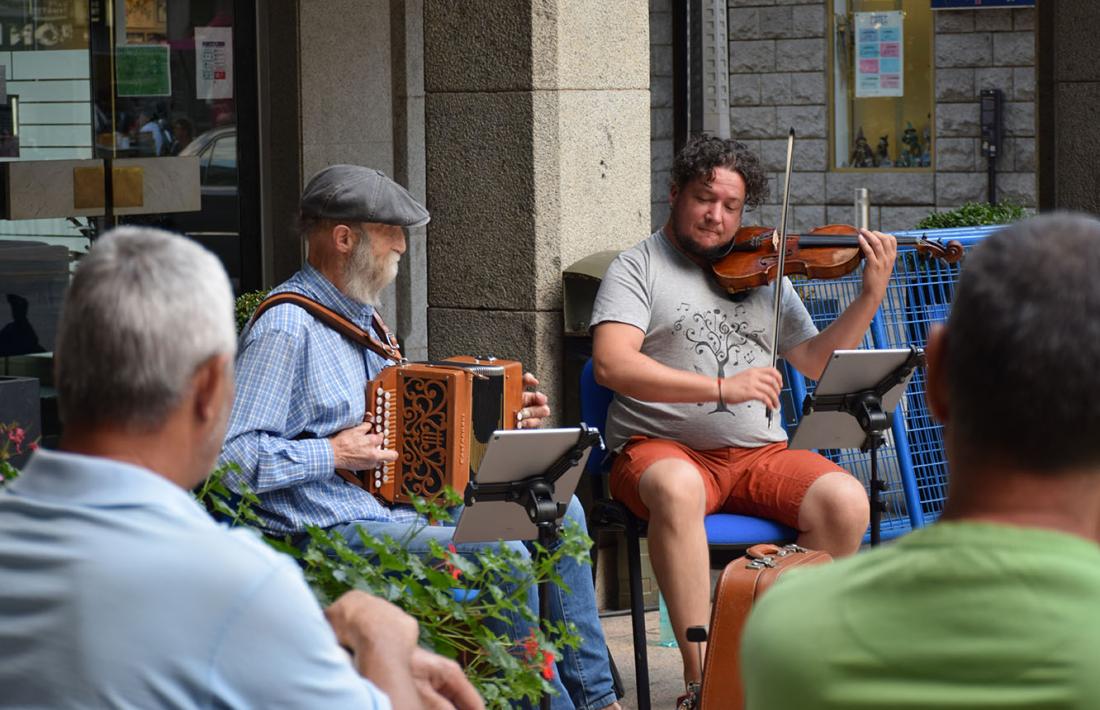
[675,681,701,710]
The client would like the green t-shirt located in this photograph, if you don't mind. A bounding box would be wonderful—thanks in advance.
[741,522,1100,709]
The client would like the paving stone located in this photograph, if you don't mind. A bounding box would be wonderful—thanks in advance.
[652,107,674,139]
[996,171,1037,206]
[754,72,791,103]
[1012,137,1036,171]
[974,67,1013,94]
[880,206,934,232]
[651,75,673,108]
[650,12,672,45]
[651,43,673,76]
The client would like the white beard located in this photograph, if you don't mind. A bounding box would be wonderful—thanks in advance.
[343,238,400,306]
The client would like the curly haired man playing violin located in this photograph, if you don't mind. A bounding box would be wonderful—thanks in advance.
[589,134,897,698]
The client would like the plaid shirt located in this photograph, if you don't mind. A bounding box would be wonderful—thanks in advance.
[219,264,421,533]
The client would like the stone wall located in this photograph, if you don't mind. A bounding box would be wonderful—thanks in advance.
[649,3,1038,233]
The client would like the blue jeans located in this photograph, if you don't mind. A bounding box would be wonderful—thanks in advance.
[331,496,616,710]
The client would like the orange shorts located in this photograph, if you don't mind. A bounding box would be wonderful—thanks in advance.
[609,437,846,528]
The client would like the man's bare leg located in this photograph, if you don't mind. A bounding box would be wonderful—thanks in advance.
[638,458,710,686]
[796,472,870,557]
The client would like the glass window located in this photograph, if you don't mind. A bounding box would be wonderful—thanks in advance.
[830,1,934,170]
[205,134,236,186]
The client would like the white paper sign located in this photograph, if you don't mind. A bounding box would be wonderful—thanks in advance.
[855,12,904,98]
[195,26,233,100]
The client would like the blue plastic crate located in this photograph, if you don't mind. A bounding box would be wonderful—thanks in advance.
[778,225,1001,539]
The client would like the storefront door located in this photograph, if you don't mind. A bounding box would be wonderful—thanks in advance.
[0,0,258,440]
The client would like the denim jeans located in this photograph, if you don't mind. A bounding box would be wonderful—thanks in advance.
[331,495,616,710]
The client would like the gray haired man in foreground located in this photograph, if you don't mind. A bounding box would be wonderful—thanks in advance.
[0,227,481,709]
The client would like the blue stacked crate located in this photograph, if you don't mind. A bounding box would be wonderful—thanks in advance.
[780,225,1001,538]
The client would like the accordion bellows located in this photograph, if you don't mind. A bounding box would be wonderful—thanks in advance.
[356,356,524,504]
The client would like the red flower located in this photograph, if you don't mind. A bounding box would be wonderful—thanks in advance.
[541,649,555,681]
[8,428,24,445]
[445,543,461,581]
[522,630,539,660]
[27,441,37,452]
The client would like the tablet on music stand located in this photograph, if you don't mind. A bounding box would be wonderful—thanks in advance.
[453,428,587,544]
[789,348,917,451]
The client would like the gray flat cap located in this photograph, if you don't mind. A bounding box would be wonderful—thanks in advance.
[300,164,430,228]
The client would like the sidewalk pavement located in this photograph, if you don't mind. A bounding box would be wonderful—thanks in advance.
[600,609,687,710]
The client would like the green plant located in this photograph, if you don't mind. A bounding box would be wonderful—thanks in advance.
[916,201,1026,230]
[235,289,270,332]
[201,468,585,708]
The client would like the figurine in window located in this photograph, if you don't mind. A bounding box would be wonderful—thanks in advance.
[875,135,892,168]
[850,127,874,168]
[900,122,922,168]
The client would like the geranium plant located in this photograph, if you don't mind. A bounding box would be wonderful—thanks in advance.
[199,465,587,707]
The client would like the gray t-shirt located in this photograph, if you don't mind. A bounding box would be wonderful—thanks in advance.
[590,229,818,451]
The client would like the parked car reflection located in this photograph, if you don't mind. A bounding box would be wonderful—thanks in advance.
[125,124,240,289]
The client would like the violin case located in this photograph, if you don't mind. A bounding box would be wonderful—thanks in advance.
[698,543,832,710]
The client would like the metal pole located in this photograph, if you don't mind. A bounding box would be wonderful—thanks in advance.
[854,188,870,230]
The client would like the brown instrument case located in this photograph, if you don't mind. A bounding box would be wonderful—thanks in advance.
[699,543,832,710]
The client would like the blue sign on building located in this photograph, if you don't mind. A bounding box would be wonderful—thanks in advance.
[931,0,1035,8]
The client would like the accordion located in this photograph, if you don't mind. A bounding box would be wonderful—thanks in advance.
[346,356,524,505]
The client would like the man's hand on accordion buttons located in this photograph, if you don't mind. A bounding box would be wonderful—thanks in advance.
[517,372,551,429]
[329,422,398,471]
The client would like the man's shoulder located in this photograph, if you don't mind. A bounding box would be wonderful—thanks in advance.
[246,276,334,339]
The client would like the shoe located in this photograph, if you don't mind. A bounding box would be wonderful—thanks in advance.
[675,681,700,710]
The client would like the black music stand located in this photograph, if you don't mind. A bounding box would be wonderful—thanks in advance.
[790,347,923,546]
[459,426,601,710]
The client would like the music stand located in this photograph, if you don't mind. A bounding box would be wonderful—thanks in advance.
[457,425,600,710]
[790,347,924,546]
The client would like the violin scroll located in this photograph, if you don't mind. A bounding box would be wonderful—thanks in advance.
[913,237,965,264]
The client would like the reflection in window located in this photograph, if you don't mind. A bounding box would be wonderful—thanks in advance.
[205,135,236,186]
[831,1,933,170]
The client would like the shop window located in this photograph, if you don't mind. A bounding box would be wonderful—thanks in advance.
[830,1,934,170]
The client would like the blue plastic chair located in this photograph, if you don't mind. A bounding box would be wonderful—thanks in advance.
[580,359,795,710]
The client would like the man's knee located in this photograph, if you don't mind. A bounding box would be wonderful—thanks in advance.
[638,459,707,518]
[799,472,870,534]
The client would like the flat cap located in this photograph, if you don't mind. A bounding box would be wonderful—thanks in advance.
[300,164,430,228]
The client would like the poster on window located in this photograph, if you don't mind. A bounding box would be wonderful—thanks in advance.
[854,12,903,98]
[195,26,233,100]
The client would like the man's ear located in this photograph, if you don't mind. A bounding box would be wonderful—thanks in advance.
[192,354,233,424]
[669,184,679,205]
[331,223,357,255]
[924,324,949,425]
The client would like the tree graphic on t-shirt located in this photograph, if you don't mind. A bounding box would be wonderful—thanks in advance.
[674,304,765,415]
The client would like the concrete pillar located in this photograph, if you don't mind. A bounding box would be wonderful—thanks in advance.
[390,0,429,361]
[423,1,650,419]
[1039,1,1100,212]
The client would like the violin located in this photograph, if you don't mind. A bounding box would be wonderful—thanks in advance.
[710,223,965,294]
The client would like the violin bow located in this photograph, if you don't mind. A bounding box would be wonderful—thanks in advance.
[766,128,796,425]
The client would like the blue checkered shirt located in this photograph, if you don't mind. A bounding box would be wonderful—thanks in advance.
[219,264,421,533]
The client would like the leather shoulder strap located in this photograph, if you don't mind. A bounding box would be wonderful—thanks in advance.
[250,292,402,362]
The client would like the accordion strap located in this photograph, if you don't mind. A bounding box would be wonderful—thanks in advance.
[250,292,403,362]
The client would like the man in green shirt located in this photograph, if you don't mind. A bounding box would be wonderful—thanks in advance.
[741,212,1100,709]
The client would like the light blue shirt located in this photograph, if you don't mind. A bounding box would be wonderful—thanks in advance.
[220,264,421,533]
[0,448,390,709]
